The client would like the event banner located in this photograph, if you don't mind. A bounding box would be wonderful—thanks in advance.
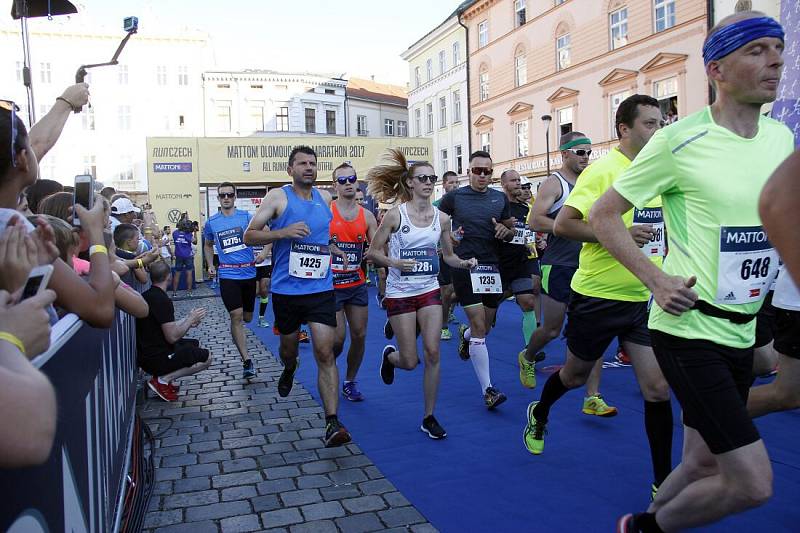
[772,1,800,145]
[0,312,138,533]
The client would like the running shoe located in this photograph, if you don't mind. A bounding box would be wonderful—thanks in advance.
[376,293,386,309]
[272,325,280,336]
[616,514,635,533]
[615,345,632,366]
[518,349,537,389]
[533,350,547,363]
[582,394,618,417]
[299,329,310,343]
[440,328,451,340]
[483,386,507,410]
[523,401,547,455]
[243,359,257,379]
[380,345,396,385]
[448,312,457,324]
[278,358,299,397]
[324,418,352,447]
[258,317,269,328]
[457,324,470,360]
[384,319,394,339]
[171,291,177,298]
[167,382,180,394]
[420,415,447,439]
[342,381,364,402]
[651,483,659,502]
[187,291,193,298]
[148,377,177,402]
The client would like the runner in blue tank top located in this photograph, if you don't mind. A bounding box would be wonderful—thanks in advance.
[203,182,258,380]
[245,146,352,448]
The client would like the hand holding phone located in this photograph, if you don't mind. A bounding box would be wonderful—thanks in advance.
[20,265,54,302]
[73,174,94,227]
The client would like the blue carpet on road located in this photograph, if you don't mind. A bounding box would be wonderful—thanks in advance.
[247,284,800,533]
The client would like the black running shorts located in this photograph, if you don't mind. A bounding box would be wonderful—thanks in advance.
[451,267,503,309]
[651,330,759,455]
[219,277,256,314]
[437,255,453,286]
[565,291,651,361]
[754,292,776,349]
[138,338,209,377]
[541,264,577,304]
[273,290,337,334]
[773,308,800,359]
[256,265,273,280]
[500,258,537,296]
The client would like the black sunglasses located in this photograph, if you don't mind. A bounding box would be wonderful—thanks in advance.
[414,174,438,184]
[521,183,532,190]
[566,148,592,157]
[218,192,236,199]
[336,175,357,184]
[1,100,19,168]
[471,167,493,176]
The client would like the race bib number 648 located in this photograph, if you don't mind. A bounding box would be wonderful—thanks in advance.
[715,226,778,304]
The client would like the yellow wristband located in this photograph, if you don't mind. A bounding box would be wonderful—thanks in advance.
[136,259,144,269]
[89,244,108,256]
[0,332,26,356]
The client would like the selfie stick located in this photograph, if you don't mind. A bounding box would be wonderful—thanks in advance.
[74,17,139,113]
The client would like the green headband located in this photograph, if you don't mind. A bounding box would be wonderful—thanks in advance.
[559,138,592,150]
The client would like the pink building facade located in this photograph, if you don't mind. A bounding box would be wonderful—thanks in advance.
[462,0,709,180]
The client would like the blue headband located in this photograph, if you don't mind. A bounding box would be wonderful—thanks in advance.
[703,16,784,65]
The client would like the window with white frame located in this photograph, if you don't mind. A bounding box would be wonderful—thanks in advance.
[414,108,421,136]
[441,149,449,174]
[478,21,489,48]
[248,103,265,132]
[452,90,462,123]
[610,8,628,50]
[156,65,167,86]
[40,62,51,83]
[357,114,368,136]
[83,155,96,178]
[515,49,527,87]
[305,107,316,133]
[426,103,434,133]
[610,90,630,138]
[276,106,289,131]
[515,0,527,27]
[453,41,461,65]
[117,155,134,181]
[439,96,447,127]
[384,119,395,136]
[455,145,463,174]
[415,66,421,87]
[654,0,676,32]
[479,70,489,102]
[118,105,131,130]
[557,33,571,70]
[516,121,529,157]
[426,59,433,81]
[439,50,446,74]
[178,66,189,86]
[398,120,408,137]
[118,65,128,85]
[326,110,336,134]
[480,132,491,154]
[558,106,573,136]
[654,76,679,122]
[217,101,232,132]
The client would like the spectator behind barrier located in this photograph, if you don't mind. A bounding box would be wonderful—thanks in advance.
[137,260,211,402]
[100,186,116,201]
[0,100,115,327]
[25,179,62,214]
[110,197,140,231]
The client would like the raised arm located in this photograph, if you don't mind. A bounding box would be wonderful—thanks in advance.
[29,84,90,160]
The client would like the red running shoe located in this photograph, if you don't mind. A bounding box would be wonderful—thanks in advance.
[615,346,632,366]
[148,377,177,402]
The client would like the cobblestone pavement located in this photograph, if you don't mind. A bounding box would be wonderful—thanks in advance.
[140,290,436,533]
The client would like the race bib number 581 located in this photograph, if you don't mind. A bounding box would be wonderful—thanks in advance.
[715,226,778,304]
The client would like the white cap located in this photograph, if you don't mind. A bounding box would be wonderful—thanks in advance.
[111,198,141,215]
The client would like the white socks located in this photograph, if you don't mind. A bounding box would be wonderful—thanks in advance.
[469,337,491,392]
[464,327,472,341]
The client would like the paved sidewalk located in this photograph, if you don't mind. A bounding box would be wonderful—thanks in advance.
[140,292,436,533]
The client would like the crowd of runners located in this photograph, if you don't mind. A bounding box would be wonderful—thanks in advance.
[187,11,800,532]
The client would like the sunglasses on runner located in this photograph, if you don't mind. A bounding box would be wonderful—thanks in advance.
[336,175,357,184]
[521,183,532,190]
[471,167,493,177]
[218,192,236,199]
[565,148,592,157]
[1,100,20,168]
[414,174,438,184]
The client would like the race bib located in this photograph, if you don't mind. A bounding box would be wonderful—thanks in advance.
[400,247,439,277]
[715,226,779,304]
[470,264,502,293]
[331,242,364,272]
[289,242,330,279]
[217,227,246,254]
[633,207,665,258]
[510,221,528,245]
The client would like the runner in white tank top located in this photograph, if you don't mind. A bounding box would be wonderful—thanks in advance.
[366,150,476,440]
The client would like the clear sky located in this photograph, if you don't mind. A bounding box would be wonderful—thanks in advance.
[67,0,458,86]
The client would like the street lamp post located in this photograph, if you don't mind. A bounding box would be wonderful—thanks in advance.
[541,114,552,177]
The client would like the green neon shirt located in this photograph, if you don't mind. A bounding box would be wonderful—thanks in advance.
[613,107,794,348]
[566,147,663,302]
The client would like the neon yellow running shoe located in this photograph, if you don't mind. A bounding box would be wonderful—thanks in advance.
[582,394,618,417]
[441,328,452,341]
[651,483,659,502]
[518,350,537,389]
[523,401,546,455]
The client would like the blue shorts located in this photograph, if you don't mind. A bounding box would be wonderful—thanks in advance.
[175,256,193,271]
[540,264,576,304]
[335,283,369,311]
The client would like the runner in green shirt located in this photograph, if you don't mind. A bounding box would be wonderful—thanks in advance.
[590,11,793,533]
[523,95,674,500]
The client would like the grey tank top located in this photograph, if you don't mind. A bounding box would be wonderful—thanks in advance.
[541,172,581,268]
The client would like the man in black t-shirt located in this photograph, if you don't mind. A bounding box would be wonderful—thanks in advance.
[137,261,211,402]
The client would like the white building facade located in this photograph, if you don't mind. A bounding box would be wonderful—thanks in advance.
[345,78,408,138]
[202,71,347,137]
[402,14,470,184]
[0,16,211,192]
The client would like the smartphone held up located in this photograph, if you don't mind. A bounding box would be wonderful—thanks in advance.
[72,174,94,227]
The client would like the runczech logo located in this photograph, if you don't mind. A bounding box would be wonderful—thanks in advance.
[401,225,410,234]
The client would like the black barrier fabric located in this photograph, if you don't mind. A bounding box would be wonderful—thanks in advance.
[0,311,137,532]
